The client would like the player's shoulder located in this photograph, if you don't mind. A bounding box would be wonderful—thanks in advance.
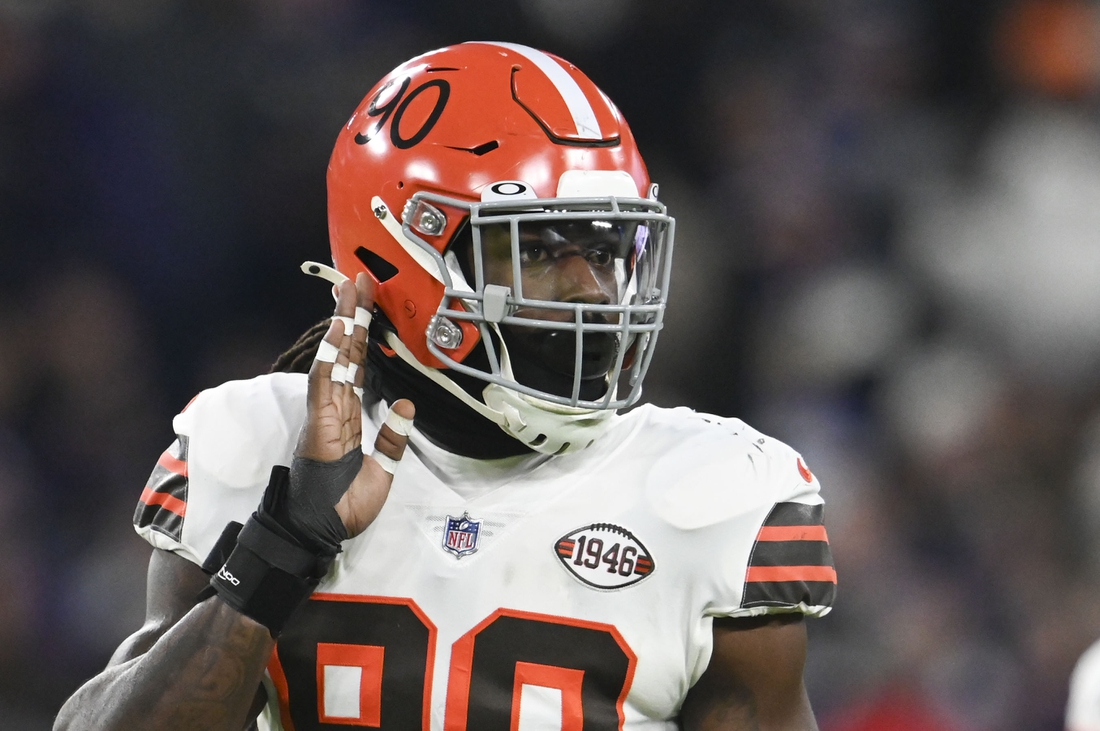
[621,403,818,492]
[173,372,307,486]
[135,372,308,564]
[620,404,823,530]
[175,371,307,436]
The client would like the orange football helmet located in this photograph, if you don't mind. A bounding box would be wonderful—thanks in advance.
[323,42,675,453]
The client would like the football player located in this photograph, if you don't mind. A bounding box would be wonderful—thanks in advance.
[54,42,836,731]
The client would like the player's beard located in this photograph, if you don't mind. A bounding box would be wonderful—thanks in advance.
[367,340,535,458]
[500,320,618,402]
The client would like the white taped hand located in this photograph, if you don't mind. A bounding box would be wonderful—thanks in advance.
[315,323,366,392]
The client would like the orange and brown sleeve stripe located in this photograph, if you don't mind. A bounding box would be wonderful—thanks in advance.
[741,502,836,610]
[133,436,189,542]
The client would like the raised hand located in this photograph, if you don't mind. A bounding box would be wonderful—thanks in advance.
[290,272,415,544]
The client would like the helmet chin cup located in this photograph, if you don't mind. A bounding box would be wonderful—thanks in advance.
[482,383,614,455]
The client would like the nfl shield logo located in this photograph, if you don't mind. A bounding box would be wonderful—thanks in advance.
[443,512,481,558]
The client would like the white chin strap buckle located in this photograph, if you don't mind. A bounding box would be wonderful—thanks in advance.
[301,261,348,285]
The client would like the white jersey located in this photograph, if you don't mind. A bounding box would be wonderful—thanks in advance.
[1068,639,1100,731]
[134,372,835,731]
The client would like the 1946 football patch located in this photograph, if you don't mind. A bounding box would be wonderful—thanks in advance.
[554,523,654,589]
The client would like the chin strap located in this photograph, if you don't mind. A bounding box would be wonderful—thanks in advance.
[383,331,507,425]
[381,331,614,455]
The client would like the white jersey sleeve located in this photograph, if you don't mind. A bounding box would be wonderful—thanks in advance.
[639,407,836,619]
[1068,638,1100,731]
[133,373,308,567]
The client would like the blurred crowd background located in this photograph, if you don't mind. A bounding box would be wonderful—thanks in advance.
[1,0,1099,728]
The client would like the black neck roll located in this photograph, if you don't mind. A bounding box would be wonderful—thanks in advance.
[364,340,534,459]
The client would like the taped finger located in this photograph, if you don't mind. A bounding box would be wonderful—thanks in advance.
[354,306,372,330]
[330,363,348,384]
[384,408,414,437]
[371,450,400,475]
[370,404,413,475]
[334,315,355,336]
[347,365,364,399]
[315,340,340,364]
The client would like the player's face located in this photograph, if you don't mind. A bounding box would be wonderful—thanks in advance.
[478,220,635,319]
[469,218,645,397]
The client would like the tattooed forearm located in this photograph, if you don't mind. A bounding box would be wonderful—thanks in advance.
[55,598,273,731]
[148,614,268,729]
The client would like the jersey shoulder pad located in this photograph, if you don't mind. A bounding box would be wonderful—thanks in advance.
[637,407,835,618]
[171,372,307,485]
[641,406,822,530]
[134,372,307,565]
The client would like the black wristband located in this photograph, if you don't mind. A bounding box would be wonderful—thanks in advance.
[211,532,318,636]
[208,467,336,636]
[202,521,244,575]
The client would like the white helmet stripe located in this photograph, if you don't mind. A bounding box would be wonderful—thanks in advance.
[478,41,603,140]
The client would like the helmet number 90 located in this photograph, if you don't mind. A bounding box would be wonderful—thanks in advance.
[354,76,451,150]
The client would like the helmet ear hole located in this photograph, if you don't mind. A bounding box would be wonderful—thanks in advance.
[355,246,399,282]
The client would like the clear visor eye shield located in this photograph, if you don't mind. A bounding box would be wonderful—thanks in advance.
[402,189,675,411]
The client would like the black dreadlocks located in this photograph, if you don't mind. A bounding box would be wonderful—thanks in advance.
[269,318,332,374]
